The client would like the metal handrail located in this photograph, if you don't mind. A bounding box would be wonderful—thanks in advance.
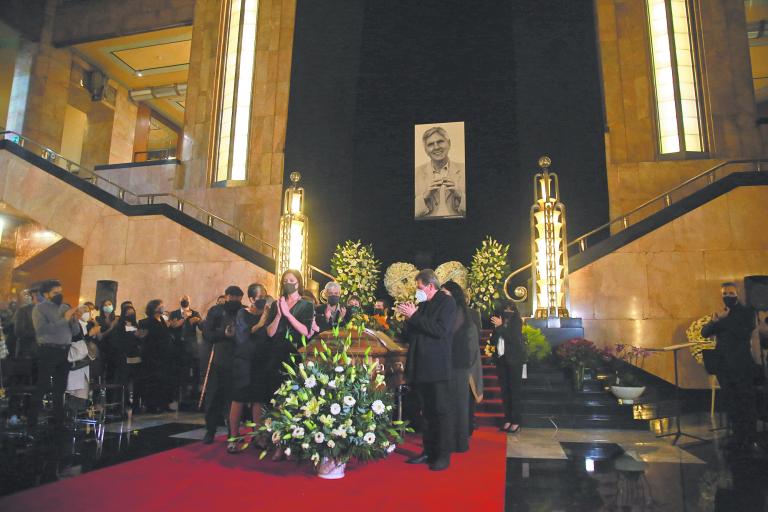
[1,130,278,259]
[309,264,336,282]
[504,158,767,285]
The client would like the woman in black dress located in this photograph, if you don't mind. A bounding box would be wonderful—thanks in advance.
[228,283,272,453]
[265,270,314,459]
[490,300,525,433]
[441,280,480,452]
[138,299,175,413]
[109,303,143,410]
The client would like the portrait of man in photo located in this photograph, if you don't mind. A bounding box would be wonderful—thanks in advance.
[414,122,466,220]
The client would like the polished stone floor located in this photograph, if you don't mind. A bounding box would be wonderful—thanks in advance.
[1,411,767,511]
[505,413,768,511]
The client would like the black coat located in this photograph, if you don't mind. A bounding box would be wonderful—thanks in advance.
[402,291,457,383]
[490,314,525,365]
[314,304,351,333]
[701,303,756,375]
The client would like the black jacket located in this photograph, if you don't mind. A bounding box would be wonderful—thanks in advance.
[701,303,756,374]
[402,291,457,383]
[314,304,351,333]
[491,314,525,365]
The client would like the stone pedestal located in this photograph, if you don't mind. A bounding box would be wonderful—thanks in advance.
[526,317,584,349]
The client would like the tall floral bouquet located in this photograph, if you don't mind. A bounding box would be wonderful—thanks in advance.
[686,316,715,364]
[258,335,408,467]
[330,240,381,305]
[468,237,510,315]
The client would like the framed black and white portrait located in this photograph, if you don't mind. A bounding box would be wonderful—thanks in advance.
[414,121,466,220]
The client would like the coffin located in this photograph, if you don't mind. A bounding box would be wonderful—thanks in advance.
[301,328,408,390]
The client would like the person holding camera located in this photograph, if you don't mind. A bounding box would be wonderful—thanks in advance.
[701,282,766,456]
[490,300,524,434]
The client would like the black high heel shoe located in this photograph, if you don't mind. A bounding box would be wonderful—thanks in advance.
[507,425,521,434]
[499,423,511,432]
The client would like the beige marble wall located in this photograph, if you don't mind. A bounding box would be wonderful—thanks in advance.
[596,0,764,222]
[95,162,177,196]
[570,185,768,388]
[179,0,296,247]
[108,85,138,164]
[0,145,275,316]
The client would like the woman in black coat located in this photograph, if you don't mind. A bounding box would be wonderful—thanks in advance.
[138,299,175,413]
[441,280,479,453]
[109,304,143,409]
[490,300,525,433]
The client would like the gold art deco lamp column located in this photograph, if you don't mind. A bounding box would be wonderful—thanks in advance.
[276,171,309,294]
[530,156,571,326]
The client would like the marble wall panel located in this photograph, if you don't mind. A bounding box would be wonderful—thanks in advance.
[94,163,177,197]
[586,252,649,320]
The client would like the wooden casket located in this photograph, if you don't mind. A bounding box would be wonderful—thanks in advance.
[300,328,408,391]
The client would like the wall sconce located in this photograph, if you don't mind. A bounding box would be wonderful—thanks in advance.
[276,171,308,293]
[531,156,570,319]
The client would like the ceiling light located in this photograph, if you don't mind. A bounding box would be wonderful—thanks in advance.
[136,70,144,77]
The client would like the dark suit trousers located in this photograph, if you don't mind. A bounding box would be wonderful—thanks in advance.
[719,371,757,445]
[497,357,523,424]
[204,342,234,433]
[30,346,70,425]
[414,380,453,461]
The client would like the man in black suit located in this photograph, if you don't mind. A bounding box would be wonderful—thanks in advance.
[397,269,457,471]
[701,282,765,456]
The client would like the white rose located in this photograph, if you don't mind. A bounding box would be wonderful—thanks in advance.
[320,389,326,396]
[335,366,344,373]
[363,432,376,445]
[343,396,356,407]
[330,403,341,415]
[314,432,325,444]
[327,440,336,449]
[328,380,337,389]
[304,376,317,389]
[371,400,386,415]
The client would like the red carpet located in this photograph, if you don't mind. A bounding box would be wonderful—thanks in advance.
[1,428,506,511]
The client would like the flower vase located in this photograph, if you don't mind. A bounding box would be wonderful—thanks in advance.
[317,457,347,479]
[572,364,585,391]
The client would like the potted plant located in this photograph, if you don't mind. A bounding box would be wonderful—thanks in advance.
[522,324,551,366]
[257,334,409,479]
[555,338,607,391]
[609,344,654,404]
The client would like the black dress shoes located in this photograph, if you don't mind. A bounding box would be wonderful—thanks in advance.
[203,431,215,444]
[429,457,450,471]
[406,453,429,464]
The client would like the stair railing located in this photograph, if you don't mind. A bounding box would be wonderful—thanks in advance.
[1,130,277,260]
[504,158,768,290]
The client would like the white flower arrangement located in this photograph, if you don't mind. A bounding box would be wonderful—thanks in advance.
[330,240,381,305]
[384,262,419,304]
[258,334,409,466]
[468,237,510,315]
[686,315,716,364]
[435,261,469,290]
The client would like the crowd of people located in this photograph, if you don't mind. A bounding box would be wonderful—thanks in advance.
[1,268,528,473]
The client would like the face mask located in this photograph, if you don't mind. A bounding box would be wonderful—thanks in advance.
[415,289,428,303]
[224,300,242,313]
[327,296,340,306]
[103,305,114,315]
[349,306,360,314]
[51,293,64,306]
[374,308,385,316]
[180,300,190,308]
[81,312,91,322]
[253,298,267,309]
[723,296,738,308]
[125,314,136,323]
[282,282,297,296]
[161,314,169,322]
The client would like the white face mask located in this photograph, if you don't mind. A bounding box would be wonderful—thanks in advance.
[81,312,91,322]
[162,314,169,322]
[415,289,428,304]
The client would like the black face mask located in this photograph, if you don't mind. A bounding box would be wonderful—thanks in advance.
[349,306,360,314]
[253,298,267,309]
[723,296,739,308]
[124,314,136,323]
[224,300,242,313]
[282,283,297,296]
[180,300,190,308]
[51,293,64,306]
[327,296,340,306]
[374,308,385,316]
